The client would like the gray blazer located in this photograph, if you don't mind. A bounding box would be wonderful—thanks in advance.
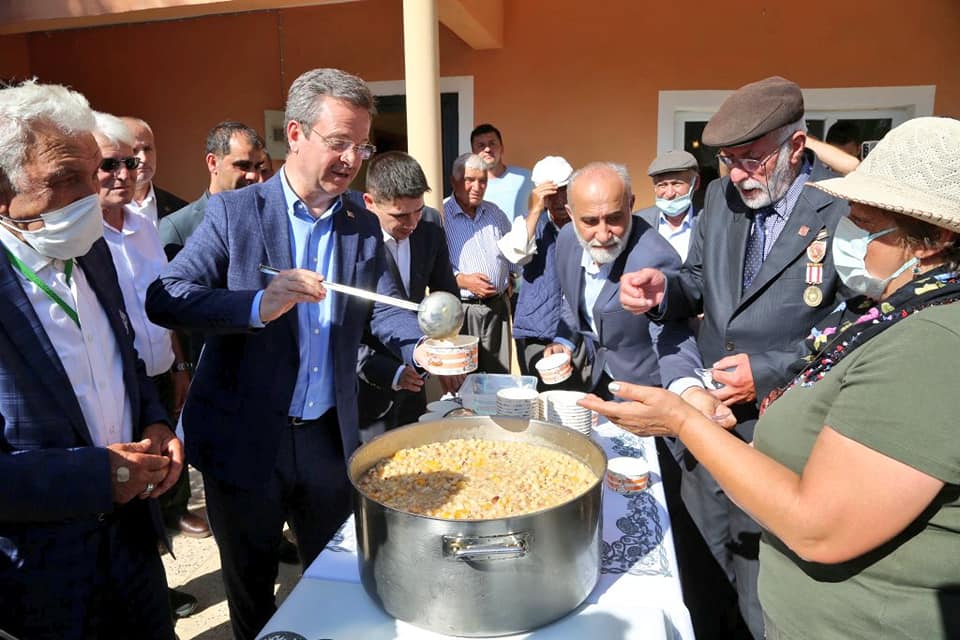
[159,192,208,260]
[657,154,848,441]
[555,217,701,392]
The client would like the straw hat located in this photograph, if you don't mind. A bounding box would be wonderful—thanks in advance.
[810,117,960,232]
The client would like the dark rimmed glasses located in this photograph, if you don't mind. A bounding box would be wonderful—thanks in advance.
[99,156,141,174]
[309,128,376,160]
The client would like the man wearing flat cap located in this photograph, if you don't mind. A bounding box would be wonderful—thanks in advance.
[619,75,849,638]
[637,150,701,262]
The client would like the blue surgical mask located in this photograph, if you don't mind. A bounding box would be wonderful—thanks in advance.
[655,178,696,217]
[832,216,918,299]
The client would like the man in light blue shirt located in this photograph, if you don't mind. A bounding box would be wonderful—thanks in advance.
[148,68,424,640]
[471,123,534,221]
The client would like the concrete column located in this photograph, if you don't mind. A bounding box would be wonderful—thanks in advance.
[402,0,444,213]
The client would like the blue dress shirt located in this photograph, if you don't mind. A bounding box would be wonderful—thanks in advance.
[249,168,339,419]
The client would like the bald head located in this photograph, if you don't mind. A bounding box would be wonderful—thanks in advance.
[568,162,633,214]
[121,116,157,197]
[567,162,635,265]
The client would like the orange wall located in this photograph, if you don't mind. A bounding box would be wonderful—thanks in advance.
[6,0,959,200]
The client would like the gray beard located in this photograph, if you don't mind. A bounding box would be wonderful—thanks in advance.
[574,214,632,265]
[734,144,797,210]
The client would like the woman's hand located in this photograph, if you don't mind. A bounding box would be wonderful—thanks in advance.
[578,381,703,438]
[681,387,737,429]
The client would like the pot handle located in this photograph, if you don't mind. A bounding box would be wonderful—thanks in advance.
[442,532,529,562]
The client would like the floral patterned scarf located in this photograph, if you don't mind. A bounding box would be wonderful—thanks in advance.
[760,267,960,414]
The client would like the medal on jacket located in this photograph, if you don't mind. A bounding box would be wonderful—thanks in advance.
[803,230,827,307]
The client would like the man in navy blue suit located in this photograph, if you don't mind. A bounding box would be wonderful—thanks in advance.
[146,68,424,640]
[0,81,180,639]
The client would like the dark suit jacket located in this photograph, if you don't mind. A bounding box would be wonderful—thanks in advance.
[357,218,458,427]
[159,192,208,261]
[146,174,423,488]
[636,205,699,258]
[154,185,188,221]
[0,238,170,562]
[555,218,701,391]
[658,154,848,440]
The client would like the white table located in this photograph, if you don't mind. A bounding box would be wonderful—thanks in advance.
[259,422,695,640]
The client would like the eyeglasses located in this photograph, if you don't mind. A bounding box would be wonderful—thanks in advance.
[309,128,376,160]
[716,135,791,173]
[99,156,141,174]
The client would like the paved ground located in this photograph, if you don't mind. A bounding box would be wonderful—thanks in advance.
[161,467,300,640]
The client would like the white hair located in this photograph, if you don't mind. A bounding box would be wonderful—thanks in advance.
[451,152,486,180]
[0,80,95,193]
[93,111,134,148]
[774,116,808,141]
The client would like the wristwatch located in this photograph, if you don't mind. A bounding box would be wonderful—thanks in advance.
[172,361,193,373]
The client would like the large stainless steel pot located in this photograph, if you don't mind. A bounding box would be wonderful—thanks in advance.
[348,416,606,637]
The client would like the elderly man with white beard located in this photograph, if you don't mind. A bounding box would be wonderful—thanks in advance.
[618,76,848,638]
[545,161,743,640]
[542,161,704,399]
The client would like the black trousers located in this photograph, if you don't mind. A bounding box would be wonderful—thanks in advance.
[203,409,352,640]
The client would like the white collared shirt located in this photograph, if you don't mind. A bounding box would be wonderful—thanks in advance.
[382,228,413,390]
[104,207,175,376]
[656,208,694,262]
[127,183,159,227]
[382,228,411,295]
[580,248,614,338]
[497,210,563,266]
[0,226,132,446]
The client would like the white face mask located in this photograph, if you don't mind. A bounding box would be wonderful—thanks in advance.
[0,193,103,260]
[655,177,697,217]
[832,215,918,299]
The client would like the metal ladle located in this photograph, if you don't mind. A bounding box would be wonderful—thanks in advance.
[258,264,464,339]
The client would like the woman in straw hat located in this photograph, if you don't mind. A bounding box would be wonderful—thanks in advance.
[581,117,960,640]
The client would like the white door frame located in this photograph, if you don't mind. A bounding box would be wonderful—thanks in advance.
[657,85,936,152]
[366,76,475,152]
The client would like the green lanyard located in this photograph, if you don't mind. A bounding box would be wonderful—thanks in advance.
[4,248,81,329]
